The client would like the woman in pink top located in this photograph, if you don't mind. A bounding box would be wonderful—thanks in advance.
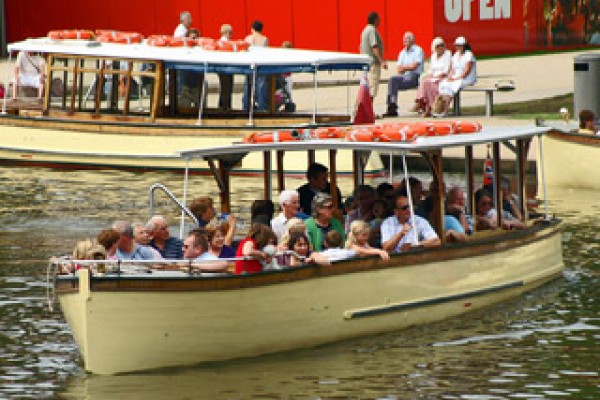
[413,37,451,117]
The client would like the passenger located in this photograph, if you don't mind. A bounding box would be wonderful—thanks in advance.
[368,198,389,247]
[434,36,477,117]
[412,37,451,116]
[147,215,184,259]
[319,230,356,262]
[287,231,330,267]
[346,220,389,260]
[67,238,106,273]
[578,109,598,135]
[96,228,120,259]
[305,193,346,252]
[383,31,424,117]
[174,11,193,37]
[345,184,376,232]
[297,162,343,216]
[205,223,236,259]
[182,228,228,272]
[251,199,275,226]
[277,41,295,112]
[235,223,274,274]
[499,177,523,221]
[189,196,216,227]
[381,191,441,253]
[376,182,396,205]
[475,189,524,231]
[260,230,280,271]
[271,190,304,242]
[113,221,157,260]
[243,20,269,111]
[445,186,473,234]
[217,24,234,110]
[278,217,307,251]
[132,222,163,259]
[399,176,426,218]
[12,51,45,101]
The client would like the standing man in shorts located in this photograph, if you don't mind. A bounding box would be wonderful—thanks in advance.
[360,12,387,99]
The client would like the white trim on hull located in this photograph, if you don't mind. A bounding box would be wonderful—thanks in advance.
[57,226,563,375]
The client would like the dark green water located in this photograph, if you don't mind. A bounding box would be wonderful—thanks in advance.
[0,168,598,399]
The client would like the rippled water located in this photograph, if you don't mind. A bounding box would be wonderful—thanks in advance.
[0,168,598,399]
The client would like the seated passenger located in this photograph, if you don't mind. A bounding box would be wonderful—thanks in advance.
[147,215,184,259]
[399,176,426,218]
[235,223,274,274]
[297,162,343,216]
[67,238,106,273]
[345,184,376,232]
[113,221,157,260]
[475,189,524,231]
[305,193,346,251]
[445,186,473,234]
[434,36,477,117]
[346,220,389,260]
[271,190,307,243]
[189,196,216,227]
[578,109,598,135]
[12,51,45,101]
[368,199,389,247]
[251,199,275,226]
[97,228,120,259]
[286,231,329,267]
[376,182,396,210]
[381,191,441,253]
[277,217,307,251]
[205,223,236,259]
[319,230,356,262]
[132,222,163,259]
[183,228,228,272]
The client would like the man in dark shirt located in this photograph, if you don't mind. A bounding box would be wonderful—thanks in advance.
[297,162,342,215]
[148,215,184,259]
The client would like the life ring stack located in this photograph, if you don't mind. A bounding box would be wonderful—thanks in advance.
[95,30,144,44]
[244,121,482,144]
[48,30,95,40]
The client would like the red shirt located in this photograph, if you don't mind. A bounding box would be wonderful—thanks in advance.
[234,238,263,274]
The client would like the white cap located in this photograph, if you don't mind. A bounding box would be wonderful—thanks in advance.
[454,36,467,45]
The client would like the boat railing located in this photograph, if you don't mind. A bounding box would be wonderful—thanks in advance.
[149,183,198,237]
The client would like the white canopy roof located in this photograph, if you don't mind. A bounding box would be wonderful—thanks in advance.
[177,125,551,159]
[8,38,371,74]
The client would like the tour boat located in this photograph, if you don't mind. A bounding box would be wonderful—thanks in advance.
[1,34,383,176]
[50,124,563,375]
[537,125,600,190]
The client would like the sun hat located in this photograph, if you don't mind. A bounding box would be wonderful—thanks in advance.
[454,36,467,46]
[431,37,445,52]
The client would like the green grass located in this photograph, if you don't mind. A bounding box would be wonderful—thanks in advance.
[461,93,573,119]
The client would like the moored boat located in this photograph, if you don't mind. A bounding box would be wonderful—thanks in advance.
[50,124,563,375]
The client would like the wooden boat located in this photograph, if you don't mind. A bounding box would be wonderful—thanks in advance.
[1,36,384,176]
[536,124,600,190]
[50,125,563,375]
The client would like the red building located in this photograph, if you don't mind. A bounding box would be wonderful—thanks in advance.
[3,0,596,58]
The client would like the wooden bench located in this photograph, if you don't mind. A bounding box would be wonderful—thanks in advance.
[452,83,515,117]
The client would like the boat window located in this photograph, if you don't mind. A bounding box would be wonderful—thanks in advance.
[47,55,158,118]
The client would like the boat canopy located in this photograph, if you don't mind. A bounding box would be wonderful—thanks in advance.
[8,38,371,74]
[177,125,552,160]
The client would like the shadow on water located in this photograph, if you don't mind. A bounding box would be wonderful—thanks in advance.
[0,168,597,399]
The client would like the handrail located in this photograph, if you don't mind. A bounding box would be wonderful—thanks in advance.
[149,183,198,237]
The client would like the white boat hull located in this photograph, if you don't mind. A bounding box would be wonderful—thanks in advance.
[540,130,600,190]
[57,223,563,375]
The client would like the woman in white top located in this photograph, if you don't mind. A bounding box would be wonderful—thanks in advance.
[435,36,477,117]
[413,37,451,117]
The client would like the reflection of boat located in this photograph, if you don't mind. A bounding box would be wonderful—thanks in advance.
[1,37,376,175]
[537,126,600,190]
[51,125,563,375]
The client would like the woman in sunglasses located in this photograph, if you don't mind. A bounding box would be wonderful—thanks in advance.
[475,189,524,231]
[304,193,346,251]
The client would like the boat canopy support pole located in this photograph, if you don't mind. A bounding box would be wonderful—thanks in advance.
[308,150,315,166]
[263,151,272,201]
[312,64,318,124]
[95,59,106,117]
[492,142,503,228]
[1,49,10,114]
[218,160,231,213]
[276,151,285,193]
[151,61,164,120]
[180,159,191,238]
[401,153,419,245]
[168,68,177,117]
[537,135,550,221]
[352,151,368,190]
[122,61,133,116]
[329,150,340,213]
[248,65,256,126]
[465,146,475,219]
[421,150,445,242]
[516,139,528,223]
[196,62,208,125]
[69,58,80,115]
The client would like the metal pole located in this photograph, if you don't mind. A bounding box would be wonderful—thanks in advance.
[2,50,12,114]
[180,159,191,239]
[0,0,6,57]
[196,63,208,125]
[389,153,393,183]
[401,154,418,245]
[346,70,350,116]
[248,65,256,126]
[312,64,318,124]
[537,135,550,221]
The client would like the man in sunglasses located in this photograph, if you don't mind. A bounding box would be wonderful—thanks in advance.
[381,191,440,253]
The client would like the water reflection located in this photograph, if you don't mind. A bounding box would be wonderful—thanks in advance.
[0,167,597,399]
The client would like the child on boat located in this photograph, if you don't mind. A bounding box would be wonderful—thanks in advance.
[346,220,389,260]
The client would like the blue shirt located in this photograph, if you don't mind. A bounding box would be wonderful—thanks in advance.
[116,244,157,260]
[444,215,465,234]
[397,45,424,75]
[151,237,184,259]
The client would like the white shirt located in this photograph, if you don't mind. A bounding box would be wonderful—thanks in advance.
[429,50,451,78]
[174,24,188,38]
[380,215,438,253]
[271,212,290,242]
[320,248,356,262]
[397,45,424,75]
[450,50,477,85]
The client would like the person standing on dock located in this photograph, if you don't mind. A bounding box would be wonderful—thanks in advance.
[360,11,387,99]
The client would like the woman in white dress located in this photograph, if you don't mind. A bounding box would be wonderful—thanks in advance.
[434,36,477,117]
[412,37,451,116]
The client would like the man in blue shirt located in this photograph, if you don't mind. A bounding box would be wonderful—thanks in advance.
[113,221,157,260]
[148,215,184,259]
[383,31,424,117]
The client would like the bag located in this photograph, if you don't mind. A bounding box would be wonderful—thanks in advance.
[50,77,64,97]
[432,95,445,114]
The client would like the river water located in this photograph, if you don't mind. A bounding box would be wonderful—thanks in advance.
[0,167,598,399]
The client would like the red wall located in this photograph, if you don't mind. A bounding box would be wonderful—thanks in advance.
[4,0,596,58]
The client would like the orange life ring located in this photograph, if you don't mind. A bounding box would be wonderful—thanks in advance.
[345,127,379,142]
[48,30,94,40]
[376,124,421,142]
[217,40,250,52]
[454,120,482,134]
[244,130,306,143]
[96,30,143,44]
[146,36,169,47]
[165,36,196,47]
[311,127,346,139]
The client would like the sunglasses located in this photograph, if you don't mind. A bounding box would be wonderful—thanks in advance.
[396,205,410,211]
